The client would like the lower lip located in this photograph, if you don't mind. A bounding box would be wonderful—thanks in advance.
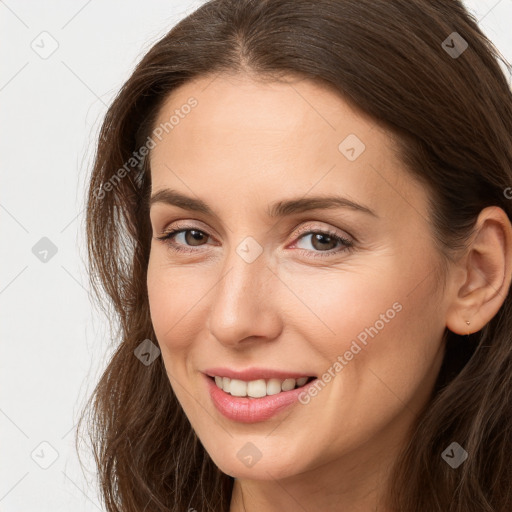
[204,374,318,423]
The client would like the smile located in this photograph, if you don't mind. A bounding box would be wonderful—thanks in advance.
[211,375,315,398]
[203,371,319,423]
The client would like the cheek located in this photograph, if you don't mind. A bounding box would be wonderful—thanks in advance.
[147,240,443,375]
[278,261,406,356]
[147,265,172,336]
[147,257,184,352]
[146,255,214,356]
[285,252,444,394]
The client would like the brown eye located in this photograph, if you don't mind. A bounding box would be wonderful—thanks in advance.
[293,229,353,257]
[156,227,213,254]
[302,232,340,251]
[156,225,353,259]
[182,229,208,246]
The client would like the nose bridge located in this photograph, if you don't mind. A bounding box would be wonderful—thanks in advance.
[214,237,269,316]
[207,235,280,344]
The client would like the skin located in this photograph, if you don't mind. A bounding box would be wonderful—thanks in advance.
[146,72,512,512]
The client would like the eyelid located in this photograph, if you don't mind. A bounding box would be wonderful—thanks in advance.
[156,219,217,242]
[156,220,352,244]
[155,219,355,260]
[291,222,353,243]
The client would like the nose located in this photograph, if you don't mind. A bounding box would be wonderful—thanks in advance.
[206,244,282,348]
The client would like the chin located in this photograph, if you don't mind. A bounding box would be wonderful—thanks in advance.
[201,436,308,481]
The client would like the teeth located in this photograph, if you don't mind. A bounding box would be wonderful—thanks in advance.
[230,379,247,397]
[266,378,282,396]
[282,378,295,391]
[247,379,266,398]
[212,375,312,397]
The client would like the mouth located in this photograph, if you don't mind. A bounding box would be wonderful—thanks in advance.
[206,374,317,399]
[204,372,320,423]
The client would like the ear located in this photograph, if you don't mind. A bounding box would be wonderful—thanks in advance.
[445,206,512,335]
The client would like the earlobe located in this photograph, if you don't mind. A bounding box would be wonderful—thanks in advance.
[445,206,512,336]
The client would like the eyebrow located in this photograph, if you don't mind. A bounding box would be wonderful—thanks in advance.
[149,188,378,218]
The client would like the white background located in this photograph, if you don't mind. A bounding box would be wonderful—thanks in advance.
[1,1,511,510]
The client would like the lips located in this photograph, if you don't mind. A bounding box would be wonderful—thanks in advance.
[204,372,319,423]
[204,366,316,381]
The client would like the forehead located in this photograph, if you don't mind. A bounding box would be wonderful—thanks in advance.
[148,73,426,221]
[150,73,380,152]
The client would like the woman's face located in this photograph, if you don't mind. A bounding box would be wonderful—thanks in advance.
[146,73,450,482]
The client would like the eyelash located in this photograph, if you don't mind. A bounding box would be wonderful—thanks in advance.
[155,223,354,259]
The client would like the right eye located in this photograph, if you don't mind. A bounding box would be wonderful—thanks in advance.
[156,226,213,254]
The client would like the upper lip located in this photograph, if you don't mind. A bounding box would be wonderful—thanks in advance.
[204,367,316,381]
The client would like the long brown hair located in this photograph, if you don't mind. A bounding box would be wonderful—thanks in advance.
[77,1,512,510]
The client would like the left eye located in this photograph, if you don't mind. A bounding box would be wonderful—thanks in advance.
[156,227,353,258]
[293,230,353,253]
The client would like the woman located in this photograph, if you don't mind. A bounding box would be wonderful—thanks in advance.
[77,0,512,510]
